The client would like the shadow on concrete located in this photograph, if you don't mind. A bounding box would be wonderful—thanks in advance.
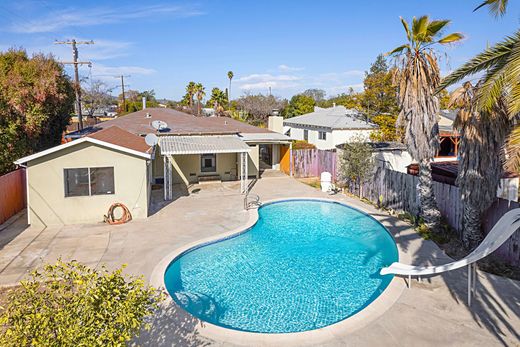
[149,184,189,216]
[134,301,211,347]
[0,211,29,251]
[398,217,520,346]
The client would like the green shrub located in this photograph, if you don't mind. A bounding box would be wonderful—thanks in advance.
[0,260,164,346]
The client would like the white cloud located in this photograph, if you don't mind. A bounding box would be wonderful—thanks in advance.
[237,73,302,91]
[48,39,134,61]
[88,64,156,77]
[10,4,204,33]
[235,68,365,97]
[278,64,304,72]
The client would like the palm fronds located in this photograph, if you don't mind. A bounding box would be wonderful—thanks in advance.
[474,0,509,17]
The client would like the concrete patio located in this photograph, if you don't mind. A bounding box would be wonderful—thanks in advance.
[0,175,519,346]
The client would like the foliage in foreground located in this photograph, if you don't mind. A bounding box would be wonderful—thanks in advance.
[0,260,164,347]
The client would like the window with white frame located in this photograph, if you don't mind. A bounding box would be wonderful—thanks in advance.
[64,167,115,197]
[318,131,327,140]
[303,129,308,141]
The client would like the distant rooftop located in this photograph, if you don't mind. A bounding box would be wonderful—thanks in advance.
[68,108,275,137]
[284,105,377,130]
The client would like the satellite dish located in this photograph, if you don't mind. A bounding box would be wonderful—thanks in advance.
[145,133,159,146]
[151,120,168,131]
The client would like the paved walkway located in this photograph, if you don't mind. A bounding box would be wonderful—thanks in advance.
[0,176,519,346]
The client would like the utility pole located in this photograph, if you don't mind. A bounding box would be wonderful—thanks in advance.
[55,39,94,131]
[116,75,130,112]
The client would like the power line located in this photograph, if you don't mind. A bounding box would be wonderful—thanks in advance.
[55,39,94,131]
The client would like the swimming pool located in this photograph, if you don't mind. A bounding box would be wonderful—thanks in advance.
[164,199,398,333]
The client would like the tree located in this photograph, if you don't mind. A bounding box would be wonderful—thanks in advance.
[0,49,74,175]
[438,89,452,110]
[302,89,326,103]
[318,92,363,110]
[194,83,205,116]
[82,80,114,117]
[139,89,157,103]
[0,260,163,346]
[184,81,196,112]
[362,54,399,141]
[208,87,228,116]
[450,82,510,249]
[389,15,463,230]
[285,94,315,117]
[227,71,234,108]
[236,93,287,125]
[439,1,520,172]
[339,136,374,197]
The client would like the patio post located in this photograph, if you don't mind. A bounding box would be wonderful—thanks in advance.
[163,155,167,201]
[289,141,293,177]
[244,151,248,194]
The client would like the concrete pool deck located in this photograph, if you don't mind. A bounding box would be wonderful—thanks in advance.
[0,175,519,346]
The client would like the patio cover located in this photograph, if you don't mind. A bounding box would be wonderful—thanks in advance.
[159,135,250,155]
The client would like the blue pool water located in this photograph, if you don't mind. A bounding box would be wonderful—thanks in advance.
[164,200,398,333]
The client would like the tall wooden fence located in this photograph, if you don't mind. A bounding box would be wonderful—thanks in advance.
[351,167,520,266]
[291,149,337,181]
[0,168,26,225]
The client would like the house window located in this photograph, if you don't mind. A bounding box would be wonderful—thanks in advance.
[201,153,217,172]
[64,167,114,197]
[303,129,309,141]
[318,131,327,140]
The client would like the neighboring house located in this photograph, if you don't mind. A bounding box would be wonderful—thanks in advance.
[336,142,412,174]
[283,105,377,150]
[15,108,291,227]
[408,161,519,201]
[437,110,459,159]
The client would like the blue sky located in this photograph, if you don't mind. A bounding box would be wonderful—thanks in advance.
[1,0,519,100]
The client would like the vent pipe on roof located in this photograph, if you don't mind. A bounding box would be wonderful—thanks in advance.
[142,97,147,110]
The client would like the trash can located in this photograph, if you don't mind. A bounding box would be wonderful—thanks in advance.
[320,172,332,192]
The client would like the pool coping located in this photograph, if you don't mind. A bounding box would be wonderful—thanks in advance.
[150,197,411,346]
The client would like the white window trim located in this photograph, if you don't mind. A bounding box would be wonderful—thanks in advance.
[64,166,115,197]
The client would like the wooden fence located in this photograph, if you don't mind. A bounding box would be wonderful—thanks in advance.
[350,167,520,266]
[291,149,337,181]
[0,168,26,225]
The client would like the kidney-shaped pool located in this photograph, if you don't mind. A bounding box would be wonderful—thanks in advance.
[164,199,398,333]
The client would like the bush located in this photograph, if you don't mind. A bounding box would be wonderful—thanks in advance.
[0,260,164,346]
[292,140,316,149]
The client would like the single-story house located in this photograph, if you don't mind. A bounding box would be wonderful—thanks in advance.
[283,105,378,150]
[15,108,292,227]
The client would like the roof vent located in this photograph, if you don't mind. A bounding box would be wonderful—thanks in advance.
[145,113,151,119]
[224,120,228,125]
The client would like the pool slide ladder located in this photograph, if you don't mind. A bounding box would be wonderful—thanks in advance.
[380,208,520,306]
[244,193,262,210]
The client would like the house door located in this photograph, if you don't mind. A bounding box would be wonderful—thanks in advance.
[201,153,216,172]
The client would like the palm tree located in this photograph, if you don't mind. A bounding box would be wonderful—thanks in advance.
[450,82,510,249]
[186,81,196,113]
[194,83,205,116]
[439,1,520,172]
[227,71,234,108]
[388,15,463,230]
[474,0,508,17]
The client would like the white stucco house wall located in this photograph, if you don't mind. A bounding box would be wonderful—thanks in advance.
[283,106,378,150]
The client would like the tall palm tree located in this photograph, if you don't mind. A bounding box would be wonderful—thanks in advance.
[450,82,510,249]
[186,81,196,113]
[194,83,205,116]
[439,1,520,172]
[227,71,234,108]
[388,15,463,230]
